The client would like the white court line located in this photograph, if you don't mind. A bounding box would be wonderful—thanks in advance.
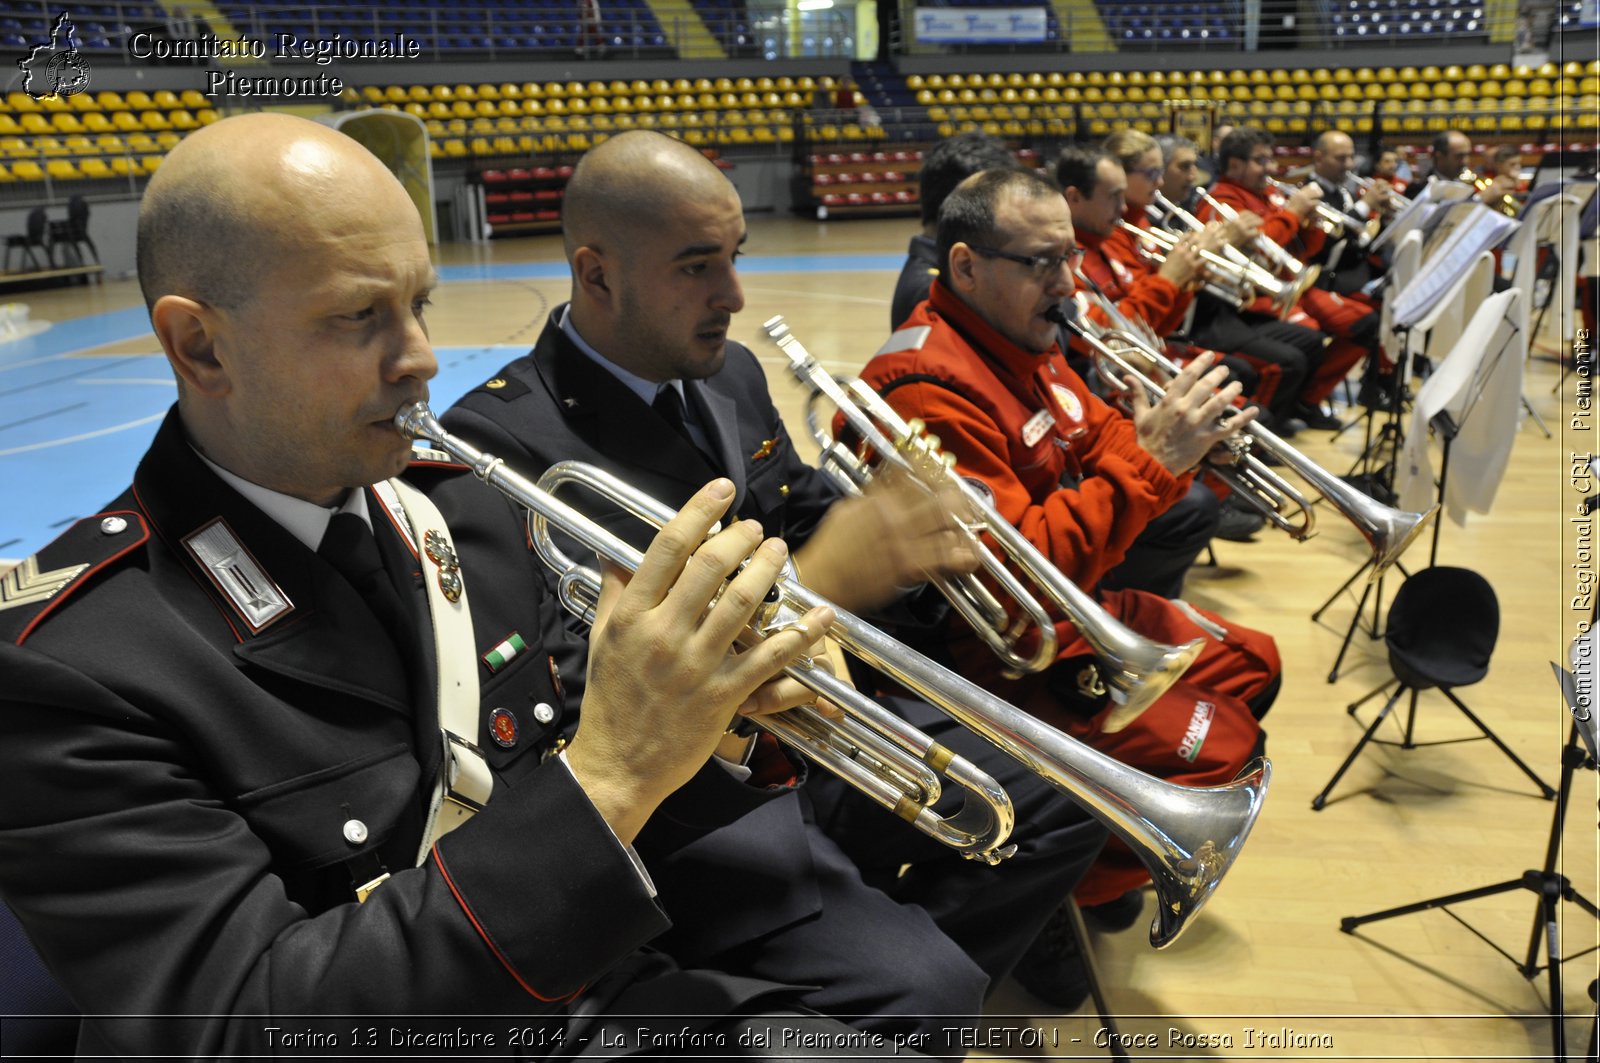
[0,412,167,457]
[742,285,892,307]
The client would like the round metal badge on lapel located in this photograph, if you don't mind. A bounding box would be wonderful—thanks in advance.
[489,707,519,748]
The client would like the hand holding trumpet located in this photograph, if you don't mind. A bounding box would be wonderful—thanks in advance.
[1127,351,1259,475]
[1283,181,1325,222]
[570,478,836,843]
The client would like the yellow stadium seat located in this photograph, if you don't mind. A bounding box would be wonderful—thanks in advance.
[79,157,112,179]
[21,114,51,134]
[7,92,42,113]
[170,110,198,131]
[141,111,172,131]
[0,115,22,137]
[0,162,13,182]
[51,113,85,134]
[13,160,45,180]
[124,91,152,111]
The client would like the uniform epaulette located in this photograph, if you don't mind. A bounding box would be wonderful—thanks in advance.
[874,325,933,358]
[471,375,531,402]
[0,510,149,645]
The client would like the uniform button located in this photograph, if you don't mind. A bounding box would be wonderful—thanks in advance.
[532,701,556,725]
[342,819,369,845]
[100,516,128,535]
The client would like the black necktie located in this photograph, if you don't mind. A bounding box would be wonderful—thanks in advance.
[652,384,693,441]
[318,512,414,652]
[652,384,718,466]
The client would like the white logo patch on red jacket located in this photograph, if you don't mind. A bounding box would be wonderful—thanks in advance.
[1050,383,1084,425]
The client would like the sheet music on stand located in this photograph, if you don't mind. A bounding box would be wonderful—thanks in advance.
[1390,204,1520,326]
[1371,179,1473,253]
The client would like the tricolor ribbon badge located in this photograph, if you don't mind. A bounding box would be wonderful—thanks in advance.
[482,632,526,674]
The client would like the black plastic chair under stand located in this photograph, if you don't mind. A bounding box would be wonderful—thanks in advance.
[3,207,51,273]
[47,194,97,267]
[1312,566,1556,810]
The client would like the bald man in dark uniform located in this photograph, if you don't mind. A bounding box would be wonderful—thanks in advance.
[0,114,962,1058]
[444,130,1113,1011]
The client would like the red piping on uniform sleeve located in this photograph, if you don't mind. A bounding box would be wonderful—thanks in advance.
[430,844,585,1004]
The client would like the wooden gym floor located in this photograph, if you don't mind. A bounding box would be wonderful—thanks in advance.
[0,215,1594,1061]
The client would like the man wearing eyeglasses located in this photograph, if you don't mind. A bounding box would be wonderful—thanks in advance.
[860,168,1281,932]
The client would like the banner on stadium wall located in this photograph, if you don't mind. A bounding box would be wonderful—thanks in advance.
[912,7,1048,43]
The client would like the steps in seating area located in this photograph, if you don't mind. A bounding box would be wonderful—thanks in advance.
[1053,0,1115,50]
[641,0,727,59]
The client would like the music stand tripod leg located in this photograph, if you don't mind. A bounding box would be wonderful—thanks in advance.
[1340,724,1598,1063]
[1436,688,1557,798]
[1312,685,1406,810]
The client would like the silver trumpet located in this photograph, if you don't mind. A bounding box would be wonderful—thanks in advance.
[1196,187,1317,283]
[1266,176,1348,238]
[1116,220,1252,310]
[1147,193,1321,319]
[1063,310,1436,578]
[764,315,1202,731]
[396,400,1271,947]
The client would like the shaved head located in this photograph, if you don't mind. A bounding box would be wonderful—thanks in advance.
[562,130,735,263]
[137,113,408,314]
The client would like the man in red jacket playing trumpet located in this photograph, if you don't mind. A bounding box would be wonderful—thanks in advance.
[860,166,1281,926]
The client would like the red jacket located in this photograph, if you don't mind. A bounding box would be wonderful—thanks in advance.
[1200,177,1326,317]
[861,280,1191,592]
[1077,215,1191,338]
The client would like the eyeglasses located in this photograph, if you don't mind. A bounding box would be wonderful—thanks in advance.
[969,244,1083,279]
[1130,167,1165,183]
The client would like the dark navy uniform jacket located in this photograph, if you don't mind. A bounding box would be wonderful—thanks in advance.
[0,408,796,1058]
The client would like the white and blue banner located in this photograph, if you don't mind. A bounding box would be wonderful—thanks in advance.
[912,7,1049,43]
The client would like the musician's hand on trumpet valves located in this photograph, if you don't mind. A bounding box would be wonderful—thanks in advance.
[1280,180,1325,225]
[568,477,837,844]
[1127,350,1259,475]
[1215,209,1264,250]
[792,464,980,615]
[1150,227,1209,292]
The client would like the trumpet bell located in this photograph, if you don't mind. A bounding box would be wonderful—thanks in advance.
[1144,757,1271,948]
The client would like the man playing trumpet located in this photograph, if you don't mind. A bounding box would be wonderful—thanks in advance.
[860,167,1280,927]
[1199,126,1378,426]
[443,130,1111,1011]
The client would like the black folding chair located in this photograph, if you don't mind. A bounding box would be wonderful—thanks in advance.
[47,194,97,267]
[1313,566,1555,810]
[3,207,51,273]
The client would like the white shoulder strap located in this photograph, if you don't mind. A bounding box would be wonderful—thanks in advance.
[381,479,493,866]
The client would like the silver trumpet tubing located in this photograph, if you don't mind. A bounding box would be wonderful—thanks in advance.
[397,400,1014,862]
[763,315,1203,729]
[1147,194,1319,318]
[1115,220,1252,310]
[1266,176,1347,238]
[1061,315,1436,579]
[396,400,1270,948]
[1196,188,1314,280]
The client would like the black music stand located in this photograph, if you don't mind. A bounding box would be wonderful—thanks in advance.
[1339,712,1597,1063]
[1316,224,1518,683]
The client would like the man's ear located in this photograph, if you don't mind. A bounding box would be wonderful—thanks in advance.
[571,245,613,308]
[945,242,979,293]
[152,295,229,398]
